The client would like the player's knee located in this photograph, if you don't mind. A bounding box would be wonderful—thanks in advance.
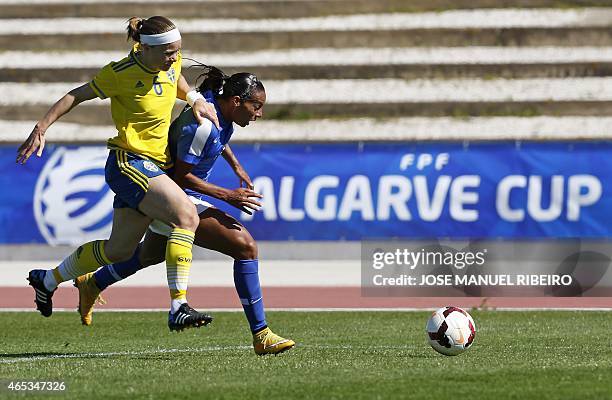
[174,202,199,231]
[105,246,136,264]
[233,233,258,260]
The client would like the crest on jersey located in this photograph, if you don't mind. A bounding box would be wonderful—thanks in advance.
[143,160,159,172]
[167,68,176,83]
[34,147,113,245]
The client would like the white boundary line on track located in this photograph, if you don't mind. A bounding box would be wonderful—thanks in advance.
[1,307,611,312]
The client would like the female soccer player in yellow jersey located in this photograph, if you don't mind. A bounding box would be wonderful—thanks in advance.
[77,67,295,354]
[17,16,218,330]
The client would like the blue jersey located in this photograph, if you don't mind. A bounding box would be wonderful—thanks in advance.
[169,90,234,200]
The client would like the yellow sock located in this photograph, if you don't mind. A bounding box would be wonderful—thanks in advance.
[166,228,195,310]
[53,240,111,284]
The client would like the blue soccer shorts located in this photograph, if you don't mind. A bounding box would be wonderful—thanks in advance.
[105,149,166,210]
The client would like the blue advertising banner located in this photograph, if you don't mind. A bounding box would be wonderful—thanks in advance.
[0,142,610,244]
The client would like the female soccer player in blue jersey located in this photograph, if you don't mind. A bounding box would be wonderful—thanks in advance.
[17,16,219,331]
[76,67,295,355]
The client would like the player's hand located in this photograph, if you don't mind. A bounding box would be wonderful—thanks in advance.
[192,99,220,130]
[234,165,254,189]
[16,125,46,164]
[223,188,263,215]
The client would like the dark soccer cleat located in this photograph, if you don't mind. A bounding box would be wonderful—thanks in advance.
[27,269,55,317]
[168,303,213,332]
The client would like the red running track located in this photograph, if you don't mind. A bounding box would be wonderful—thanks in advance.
[2,286,612,309]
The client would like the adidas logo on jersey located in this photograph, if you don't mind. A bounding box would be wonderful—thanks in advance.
[135,81,145,88]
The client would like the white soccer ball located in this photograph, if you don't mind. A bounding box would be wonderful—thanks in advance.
[426,306,476,356]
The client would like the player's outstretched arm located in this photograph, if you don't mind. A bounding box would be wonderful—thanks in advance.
[222,145,253,189]
[16,83,97,164]
[176,74,220,129]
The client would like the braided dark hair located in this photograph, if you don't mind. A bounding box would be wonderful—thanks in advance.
[186,59,265,101]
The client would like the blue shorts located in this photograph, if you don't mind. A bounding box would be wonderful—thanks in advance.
[105,149,166,210]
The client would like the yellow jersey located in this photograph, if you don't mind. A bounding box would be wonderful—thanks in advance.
[89,47,181,167]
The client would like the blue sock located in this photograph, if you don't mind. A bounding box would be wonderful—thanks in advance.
[94,245,143,290]
[233,259,267,333]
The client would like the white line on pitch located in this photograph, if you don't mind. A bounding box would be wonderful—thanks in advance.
[0,344,426,364]
[0,347,253,364]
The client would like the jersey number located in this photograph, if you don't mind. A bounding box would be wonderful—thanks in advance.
[153,77,163,95]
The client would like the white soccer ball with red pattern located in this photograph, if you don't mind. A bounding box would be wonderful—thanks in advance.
[426,306,476,356]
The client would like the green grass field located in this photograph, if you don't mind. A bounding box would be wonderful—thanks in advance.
[0,310,610,399]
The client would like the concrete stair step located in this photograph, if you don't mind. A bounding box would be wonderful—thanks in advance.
[4,79,610,104]
[3,101,610,125]
[4,47,612,81]
[2,28,610,52]
[2,78,610,120]
[1,0,609,19]
[3,62,611,82]
[4,116,612,143]
[5,47,612,67]
[3,10,610,33]
[2,9,610,50]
